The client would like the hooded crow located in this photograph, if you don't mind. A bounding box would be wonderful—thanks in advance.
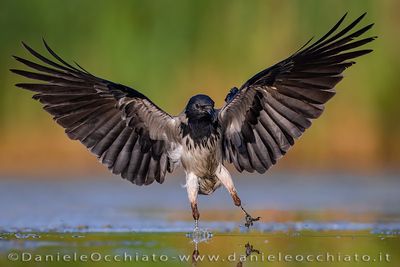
[11,13,375,230]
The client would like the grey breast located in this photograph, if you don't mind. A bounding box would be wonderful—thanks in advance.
[181,132,223,195]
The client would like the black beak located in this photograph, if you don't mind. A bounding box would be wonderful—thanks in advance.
[206,108,216,122]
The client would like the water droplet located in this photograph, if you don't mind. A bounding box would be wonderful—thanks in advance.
[186,228,213,244]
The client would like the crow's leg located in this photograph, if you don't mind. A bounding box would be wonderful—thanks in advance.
[191,203,200,229]
[216,165,260,228]
[185,172,200,231]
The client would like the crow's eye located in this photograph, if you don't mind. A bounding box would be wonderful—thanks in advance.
[195,104,200,108]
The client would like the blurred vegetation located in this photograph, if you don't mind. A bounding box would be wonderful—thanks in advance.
[0,0,399,174]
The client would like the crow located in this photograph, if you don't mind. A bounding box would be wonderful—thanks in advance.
[11,13,375,231]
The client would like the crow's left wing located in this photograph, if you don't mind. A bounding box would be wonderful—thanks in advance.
[218,13,376,173]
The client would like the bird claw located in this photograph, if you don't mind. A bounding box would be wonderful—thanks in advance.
[244,214,261,228]
[241,205,260,228]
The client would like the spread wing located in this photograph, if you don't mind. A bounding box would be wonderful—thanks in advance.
[218,13,376,173]
[11,40,180,185]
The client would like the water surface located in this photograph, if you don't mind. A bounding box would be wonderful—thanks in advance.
[0,173,399,266]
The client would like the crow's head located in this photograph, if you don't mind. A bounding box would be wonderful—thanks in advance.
[185,94,215,120]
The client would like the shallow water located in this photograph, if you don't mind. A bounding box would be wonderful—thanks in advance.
[0,173,399,266]
[1,231,399,267]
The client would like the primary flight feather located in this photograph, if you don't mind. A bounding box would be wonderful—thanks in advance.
[12,13,375,229]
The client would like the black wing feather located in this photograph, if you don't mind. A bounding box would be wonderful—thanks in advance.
[219,13,375,173]
[12,41,179,185]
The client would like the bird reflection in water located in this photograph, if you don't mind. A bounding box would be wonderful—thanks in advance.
[236,242,261,267]
[186,227,213,266]
[189,236,261,267]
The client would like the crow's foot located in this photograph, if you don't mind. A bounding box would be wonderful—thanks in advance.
[240,206,260,228]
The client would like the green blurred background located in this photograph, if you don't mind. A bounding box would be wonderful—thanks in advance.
[0,0,399,176]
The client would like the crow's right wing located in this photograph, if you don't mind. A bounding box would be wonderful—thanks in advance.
[12,40,181,185]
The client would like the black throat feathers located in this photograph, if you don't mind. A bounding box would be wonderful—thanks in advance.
[180,117,220,148]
